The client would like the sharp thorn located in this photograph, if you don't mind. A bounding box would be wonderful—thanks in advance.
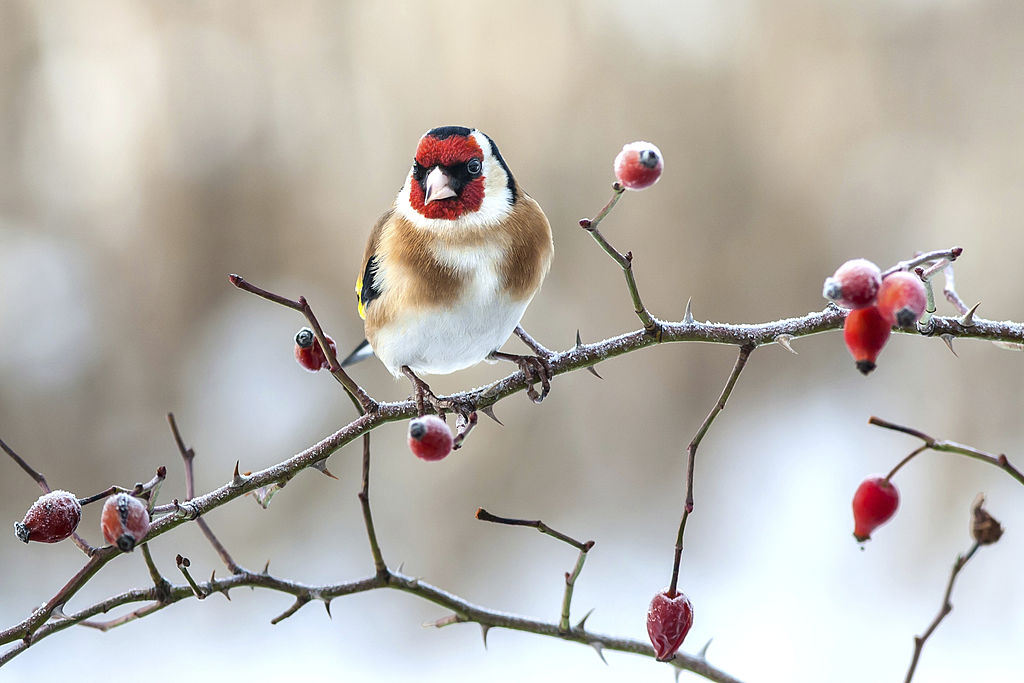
[575,607,595,632]
[481,405,503,426]
[674,668,683,683]
[940,334,958,357]
[590,640,608,665]
[263,560,271,574]
[960,301,980,327]
[774,334,798,355]
[310,460,338,479]
[324,600,332,618]
[397,561,405,573]
[698,637,713,660]
[575,329,583,349]
[586,365,603,380]
[480,623,491,650]
[683,297,694,324]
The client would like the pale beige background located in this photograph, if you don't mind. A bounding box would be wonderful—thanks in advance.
[1,2,1022,681]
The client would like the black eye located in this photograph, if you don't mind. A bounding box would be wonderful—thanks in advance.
[466,158,482,175]
[412,161,425,181]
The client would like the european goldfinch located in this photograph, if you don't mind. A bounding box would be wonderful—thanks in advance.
[342,126,554,410]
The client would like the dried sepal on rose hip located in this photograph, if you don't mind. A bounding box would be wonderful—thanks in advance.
[646,589,694,661]
[844,306,892,375]
[14,490,82,544]
[970,494,1003,546]
[876,271,927,327]
[852,476,899,542]
[294,327,336,372]
[614,141,664,190]
[823,259,882,310]
[407,415,453,461]
[101,493,151,552]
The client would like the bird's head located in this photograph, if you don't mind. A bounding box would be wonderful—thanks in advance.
[397,126,517,228]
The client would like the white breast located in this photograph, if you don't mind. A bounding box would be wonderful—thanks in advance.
[371,243,531,377]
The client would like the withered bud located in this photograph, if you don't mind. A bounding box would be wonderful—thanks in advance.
[971,494,1004,546]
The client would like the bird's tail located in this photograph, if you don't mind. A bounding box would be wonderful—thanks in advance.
[341,339,374,367]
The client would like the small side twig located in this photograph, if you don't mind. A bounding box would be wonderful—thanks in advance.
[476,508,594,631]
[140,544,172,603]
[579,185,660,337]
[228,274,375,412]
[882,246,962,278]
[176,555,208,599]
[669,344,753,596]
[869,416,1024,488]
[168,413,243,574]
[903,541,981,683]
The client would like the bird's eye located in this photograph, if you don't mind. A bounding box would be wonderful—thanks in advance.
[466,158,482,175]
[412,161,425,180]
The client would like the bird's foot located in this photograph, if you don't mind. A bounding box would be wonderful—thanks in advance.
[489,351,552,404]
[401,366,468,418]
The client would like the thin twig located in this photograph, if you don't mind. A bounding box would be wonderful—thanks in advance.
[140,544,172,603]
[904,542,982,683]
[882,246,962,278]
[869,417,1024,487]
[167,413,243,574]
[579,185,660,336]
[176,555,208,599]
[476,508,592,552]
[350,388,386,577]
[475,508,595,632]
[942,263,970,315]
[669,344,754,596]
[228,274,375,411]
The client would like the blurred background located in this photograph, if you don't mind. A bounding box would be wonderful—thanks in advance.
[1,1,1022,681]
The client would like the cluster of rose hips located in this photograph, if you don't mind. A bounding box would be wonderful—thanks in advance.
[15,489,151,551]
[823,259,928,374]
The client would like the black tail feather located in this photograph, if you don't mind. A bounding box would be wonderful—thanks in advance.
[341,339,374,367]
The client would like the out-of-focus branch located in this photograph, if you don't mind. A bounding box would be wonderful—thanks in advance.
[869,416,1024,487]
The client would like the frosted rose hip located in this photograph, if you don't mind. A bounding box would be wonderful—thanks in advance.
[614,141,664,190]
[876,272,927,327]
[408,415,453,461]
[101,493,150,552]
[646,590,694,661]
[823,259,882,310]
[844,306,891,375]
[14,490,82,544]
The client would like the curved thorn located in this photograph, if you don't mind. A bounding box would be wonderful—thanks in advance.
[683,297,694,324]
[960,301,980,327]
[575,329,583,349]
[310,460,338,479]
[940,334,958,357]
[697,637,713,660]
[575,607,595,632]
[586,365,603,380]
[480,405,503,426]
[480,623,491,649]
[774,334,798,355]
[323,600,332,618]
[589,640,608,665]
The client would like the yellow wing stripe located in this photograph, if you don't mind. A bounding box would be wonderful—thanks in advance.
[355,276,366,320]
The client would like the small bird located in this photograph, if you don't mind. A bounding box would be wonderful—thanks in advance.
[342,126,554,412]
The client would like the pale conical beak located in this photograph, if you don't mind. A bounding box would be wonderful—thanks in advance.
[423,166,457,205]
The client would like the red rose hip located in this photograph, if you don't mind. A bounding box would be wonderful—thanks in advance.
[844,306,892,375]
[823,259,882,310]
[876,271,927,327]
[294,327,336,372]
[614,141,664,190]
[408,415,453,461]
[14,490,82,544]
[852,477,899,542]
[101,493,151,552]
[646,589,694,661]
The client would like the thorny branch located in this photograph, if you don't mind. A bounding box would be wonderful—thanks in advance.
[3,176,1023,680]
